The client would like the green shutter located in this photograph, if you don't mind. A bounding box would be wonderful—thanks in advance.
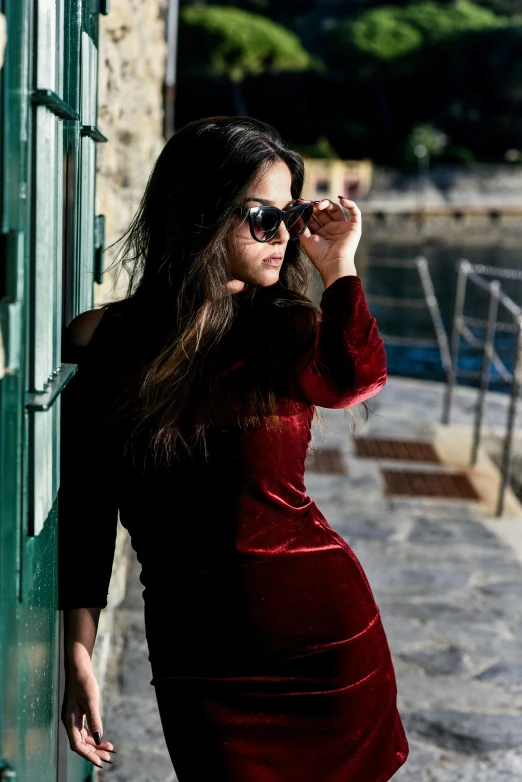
[0,1,108,780]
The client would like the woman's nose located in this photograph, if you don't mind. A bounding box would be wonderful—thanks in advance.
[272,220,290,242]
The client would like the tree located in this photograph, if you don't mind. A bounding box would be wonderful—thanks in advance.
[334,1,504,61]
[178,5,318,113]
[340,8,423,61]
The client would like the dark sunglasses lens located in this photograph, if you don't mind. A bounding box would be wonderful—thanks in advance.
[286,203,314,238]
[252,208,281,241]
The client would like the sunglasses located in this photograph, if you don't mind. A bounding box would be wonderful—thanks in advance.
[238,201,315,243]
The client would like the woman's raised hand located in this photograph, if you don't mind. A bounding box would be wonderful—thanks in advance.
[297,196,361,284]
[62,668,116,769]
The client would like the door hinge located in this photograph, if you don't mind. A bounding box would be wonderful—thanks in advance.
[94,214,106,285]
[25,363,78,411]
[100,0,110,14]
[0,763,17,781]
[0,229,23,379]
[0,301,22,378]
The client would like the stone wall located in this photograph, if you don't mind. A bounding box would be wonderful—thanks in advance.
[92,0,168,702]
[95,0,168,307]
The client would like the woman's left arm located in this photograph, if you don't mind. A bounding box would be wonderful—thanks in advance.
[294,197,387,408]
[295,274,387,408]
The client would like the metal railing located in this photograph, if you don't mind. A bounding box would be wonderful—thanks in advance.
[366,256,453,379]
[441,260,522,516]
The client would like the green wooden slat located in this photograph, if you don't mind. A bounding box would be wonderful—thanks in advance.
[0,0,30,778]
[80,124,107,142]
[31,90,79,121]
[1,0,103,778]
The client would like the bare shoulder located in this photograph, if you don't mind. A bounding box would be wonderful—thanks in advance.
[66,308,108,347]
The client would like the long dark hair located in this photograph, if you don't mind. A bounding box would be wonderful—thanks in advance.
[103,116,368,465]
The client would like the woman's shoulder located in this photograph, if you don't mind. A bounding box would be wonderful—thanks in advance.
[65,307,108,348]
[64,298,134,349]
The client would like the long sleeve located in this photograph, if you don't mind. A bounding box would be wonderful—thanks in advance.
[58,337,119,610]
[296,274,387,409]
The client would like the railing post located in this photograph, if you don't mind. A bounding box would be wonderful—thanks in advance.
[496,316,522,517]
[416,257,453,384]
[442,259,470,424]
[471,280,500,466]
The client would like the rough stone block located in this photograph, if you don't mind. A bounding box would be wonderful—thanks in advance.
[100,749,176,782]
[399,645,465,676]
[102,695,168,754]
[476,661,522,689]
[429,749,522,781]
[402,710,522,754]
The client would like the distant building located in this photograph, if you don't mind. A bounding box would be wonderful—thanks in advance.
[302,157,373,201]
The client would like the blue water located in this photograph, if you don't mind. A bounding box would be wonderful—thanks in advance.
[315,244,522,392]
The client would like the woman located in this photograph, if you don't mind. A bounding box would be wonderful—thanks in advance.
[59,116,409,781]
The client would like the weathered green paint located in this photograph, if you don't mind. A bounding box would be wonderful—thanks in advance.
[0,1,108,780]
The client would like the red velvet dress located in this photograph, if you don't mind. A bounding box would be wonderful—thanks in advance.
[59,275,409,782]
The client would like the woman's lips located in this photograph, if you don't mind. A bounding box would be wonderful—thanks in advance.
[262,256,283,266]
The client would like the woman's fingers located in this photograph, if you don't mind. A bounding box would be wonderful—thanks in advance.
[83,735,115,751]
[338,196,362,227]
[83,735,116,759]
[297,197,361,241]
[298,197,351,234]
[85,713,103,747]
[307,202,333,234]
[295,198,334,223]
[64,711,105,769]
[69,726,114,767]
[298,196,358,222]
[309,213,327,232]
[62,680,116,769]
[81,677,103,741]
[299,224,313,241]
[312,200,334,226]
[318,198,349,222]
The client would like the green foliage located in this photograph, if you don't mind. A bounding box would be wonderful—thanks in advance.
[335,1,505,61]
[179,5,317,82]
[291,136,339,158]
[176,1,522,164]
[405,0,504,42]
[406,123,448,160]
[344,9,424,60]
[444,145,476,163]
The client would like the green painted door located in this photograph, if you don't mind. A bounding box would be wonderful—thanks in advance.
[0,2,107,780]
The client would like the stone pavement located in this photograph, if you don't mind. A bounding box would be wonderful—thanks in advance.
[100,376,522,782]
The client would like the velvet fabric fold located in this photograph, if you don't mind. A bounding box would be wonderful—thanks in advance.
[58,275,408,781]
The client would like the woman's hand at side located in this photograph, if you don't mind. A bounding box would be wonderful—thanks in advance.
[297,196,361,289]
[61,607,116,767]
[62,665,115,768]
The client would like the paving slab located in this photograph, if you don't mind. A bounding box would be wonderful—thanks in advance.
[100,751,175,782]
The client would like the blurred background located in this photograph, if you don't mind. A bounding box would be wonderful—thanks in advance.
[172,0,522,385]
[176,0,522,169]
